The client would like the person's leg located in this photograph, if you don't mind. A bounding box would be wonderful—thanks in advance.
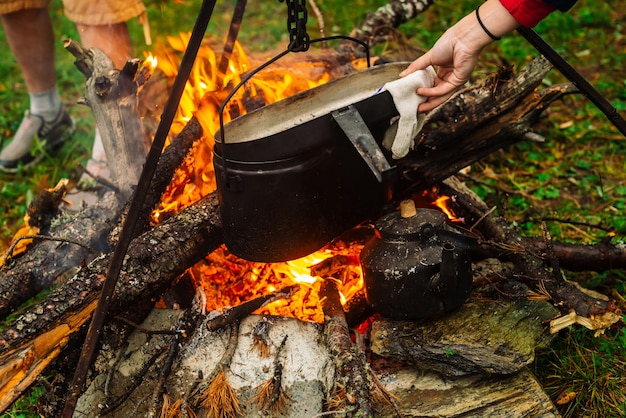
[1,7,56,94]
[0,7,74,172]
[75,22,132,69]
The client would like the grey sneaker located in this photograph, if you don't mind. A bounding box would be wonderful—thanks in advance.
[0,108,75,173]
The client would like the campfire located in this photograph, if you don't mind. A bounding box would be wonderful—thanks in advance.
[0,9,623,417]
[138,34,468,325]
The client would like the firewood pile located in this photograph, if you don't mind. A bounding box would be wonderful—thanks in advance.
[0,2,624,417]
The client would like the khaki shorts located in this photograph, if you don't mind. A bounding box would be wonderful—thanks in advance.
[0,0,145,25]
[0,0,49,15]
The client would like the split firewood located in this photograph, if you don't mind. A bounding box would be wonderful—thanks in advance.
[146,308,199,418]
[320,278,373,417]
[192,322,241,418]
[251,334,291,415]
[440,176,622,332]
[64,39,149,202]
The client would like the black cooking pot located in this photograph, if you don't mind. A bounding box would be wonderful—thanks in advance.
[214,63,408,262]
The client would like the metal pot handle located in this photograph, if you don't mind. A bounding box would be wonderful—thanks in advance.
[331,106,394,183]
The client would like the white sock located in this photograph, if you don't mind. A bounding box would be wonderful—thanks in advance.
[29,86,62,122]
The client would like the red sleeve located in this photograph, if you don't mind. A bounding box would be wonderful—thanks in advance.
[499,0,556,27]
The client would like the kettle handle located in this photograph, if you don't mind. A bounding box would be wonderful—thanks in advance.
[331,106,394,183]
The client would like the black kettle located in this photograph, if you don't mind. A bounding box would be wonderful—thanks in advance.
[360,200,475,320]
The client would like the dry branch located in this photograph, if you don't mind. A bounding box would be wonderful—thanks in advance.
[205,285,299,332]
[337,0,436,59]
[521,237,626,272]
[441,176,622,325]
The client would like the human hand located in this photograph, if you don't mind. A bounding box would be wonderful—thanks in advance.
[400,29,483,112]
[400,0,519,112]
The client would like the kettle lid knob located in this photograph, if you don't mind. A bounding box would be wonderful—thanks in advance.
[399,199,417,218]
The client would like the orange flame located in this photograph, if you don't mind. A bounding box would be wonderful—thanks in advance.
[191,243,364,323]
[432,195,462,222]
[149,35,332,222]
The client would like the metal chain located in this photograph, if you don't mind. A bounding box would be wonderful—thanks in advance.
[279,0,310,51]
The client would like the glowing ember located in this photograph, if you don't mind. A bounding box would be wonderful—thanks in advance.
[190,243,364,323]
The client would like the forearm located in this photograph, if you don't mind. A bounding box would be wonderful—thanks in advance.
[467,0,520,48]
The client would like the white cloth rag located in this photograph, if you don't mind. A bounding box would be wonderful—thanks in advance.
[381,66,436,159]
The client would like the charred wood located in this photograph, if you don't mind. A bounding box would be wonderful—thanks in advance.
[0,117,203,318]
[397,58,577,192]
[0,192,222,413]
[206,285,299,332]
[0,191,120,318]
[134,116,204,235]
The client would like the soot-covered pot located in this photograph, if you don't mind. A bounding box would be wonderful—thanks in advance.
[360,200,475,319]
[213,63,410,262]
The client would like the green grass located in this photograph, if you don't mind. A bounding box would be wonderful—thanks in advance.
[0,0,625,416]
[535,324,626,418]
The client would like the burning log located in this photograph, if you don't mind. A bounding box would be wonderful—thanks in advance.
[0,112,204,319]
[0,187,121,318]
